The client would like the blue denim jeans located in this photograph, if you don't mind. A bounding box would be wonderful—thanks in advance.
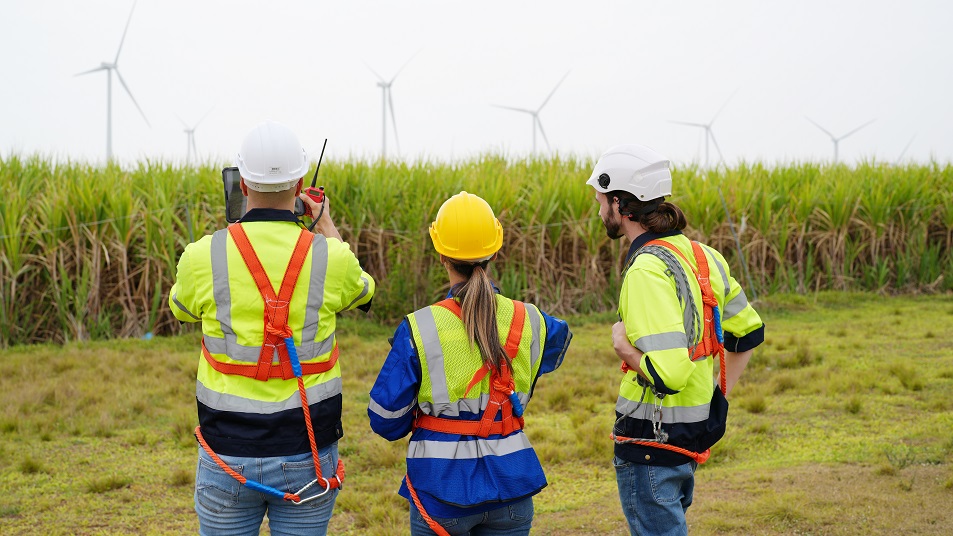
[409,497,534,536]
[194,443,339,536]
[613,456,697,536]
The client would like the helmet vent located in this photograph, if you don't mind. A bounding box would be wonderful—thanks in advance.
[598,173,611,189]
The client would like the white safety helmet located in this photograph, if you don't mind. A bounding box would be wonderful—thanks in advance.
[236,121,308,192]
[586,144,672,201]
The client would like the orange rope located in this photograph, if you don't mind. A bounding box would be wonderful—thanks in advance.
[405,474,451,536]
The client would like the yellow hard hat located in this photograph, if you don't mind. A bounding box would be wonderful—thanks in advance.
[429,191,503,261]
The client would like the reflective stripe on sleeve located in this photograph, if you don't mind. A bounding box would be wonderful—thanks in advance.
[526,304,542,372]
[343,276,371,310]
[407,433,532,459]
[196,377,342,414]
[615,396,711,423]
[368,398,416,420]
[723,288,749,321]
[635,331,689,353]
[413,307,451,411]
[172,293,200,320]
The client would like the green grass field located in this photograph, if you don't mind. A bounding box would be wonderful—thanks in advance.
[1,292,952,535]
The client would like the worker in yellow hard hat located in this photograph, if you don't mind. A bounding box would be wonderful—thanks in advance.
[368,191,572,536]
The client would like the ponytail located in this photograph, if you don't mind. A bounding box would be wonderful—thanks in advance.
[449,261,509,372]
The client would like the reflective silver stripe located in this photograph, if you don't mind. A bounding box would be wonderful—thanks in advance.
[635,331,688,353]
[196,377,342,414]
[368,398,416,419]
[526,304,541,372]
[407,433,532,459]
[615,396,711,423]
[414,308,451,411]
[723,288,749,321]
[702,244,730,292]
[211,230,234,344]
[418,392,530,418]
[343,276,371,310]
[203,333,335,362]
[172,293,200,320]
[301,234,328,356]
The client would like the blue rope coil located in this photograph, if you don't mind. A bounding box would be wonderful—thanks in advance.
[285,336,303,378]
[508,392,524,417]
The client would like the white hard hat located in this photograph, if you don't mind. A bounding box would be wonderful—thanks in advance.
[586,144,672,201]
[236,121,308,192]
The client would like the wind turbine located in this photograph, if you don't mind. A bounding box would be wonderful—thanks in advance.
[365,52,418,159]
[75,1,150,161]
[177,108,213,163]
[805,117,876,163]
[669,90,737,168]
[493,71,570,153]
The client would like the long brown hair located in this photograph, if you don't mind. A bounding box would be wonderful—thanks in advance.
[448,259,510,372]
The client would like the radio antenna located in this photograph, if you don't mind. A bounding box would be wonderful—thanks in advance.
[311,138,328,188]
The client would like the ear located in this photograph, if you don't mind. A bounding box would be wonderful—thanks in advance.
[240,177,249,196]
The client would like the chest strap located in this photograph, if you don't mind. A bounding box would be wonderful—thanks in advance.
[413,300,527,438]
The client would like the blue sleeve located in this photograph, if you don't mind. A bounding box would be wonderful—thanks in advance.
[538,311,572,376]
[368,319,421,441]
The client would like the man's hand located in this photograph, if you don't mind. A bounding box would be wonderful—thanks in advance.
[298,193,342,241]
[612,321,644,374]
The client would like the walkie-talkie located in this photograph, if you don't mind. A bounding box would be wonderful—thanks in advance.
[294,139,328,223]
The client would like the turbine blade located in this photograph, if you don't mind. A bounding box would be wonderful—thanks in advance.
[492,104,535,115]
[114,68,150,127]
[709,129,726,164]
[362,61,386,83]
[709,88,738,125]
[114,0,137,64]
[669,120,708,128]
[388,89,400,154]
[805,117,835,139]
[537,70,570,112]
[194,107,214,129]
[388,49,421,85]
[839,118,876,141]
[75,66,108,77]
[536,116,551,150]
[174,113,188,129]
[896,134,917,163]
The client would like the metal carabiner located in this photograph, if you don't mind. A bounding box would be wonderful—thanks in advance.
[290,477,332,505]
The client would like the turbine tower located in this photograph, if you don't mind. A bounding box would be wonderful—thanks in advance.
[75,1,150,161]
[670,90,736,168]
[178,108,213,163]
[493,71,570,153]
[365,52,418,159]
[805,117,876,163]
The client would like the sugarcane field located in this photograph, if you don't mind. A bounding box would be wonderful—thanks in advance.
[2,2,952,535]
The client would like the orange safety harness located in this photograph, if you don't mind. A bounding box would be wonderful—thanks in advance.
[406,299,527,536]
[611,240,726,465]
[193,223,345,504]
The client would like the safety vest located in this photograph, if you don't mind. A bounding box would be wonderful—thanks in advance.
[402,295,547,534]
[194,223,344,504]
[612,237,729,464]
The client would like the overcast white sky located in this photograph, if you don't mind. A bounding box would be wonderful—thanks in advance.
[1,0,950,166]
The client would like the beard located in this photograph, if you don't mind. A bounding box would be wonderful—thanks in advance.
[602,212,623,240]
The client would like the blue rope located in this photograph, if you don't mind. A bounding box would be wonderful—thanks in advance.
[285,336,303,378]
[712,305,724,344]
[508,392,524,417]
[245,479,289,499]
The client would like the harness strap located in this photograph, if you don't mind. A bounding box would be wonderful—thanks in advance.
[200,339,339,380]
[405,474,452,536]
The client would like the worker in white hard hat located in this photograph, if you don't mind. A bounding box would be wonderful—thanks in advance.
[588,144,764,536]
[168,121,375,535]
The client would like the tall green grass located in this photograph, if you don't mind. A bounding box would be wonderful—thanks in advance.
[1,155,952,346]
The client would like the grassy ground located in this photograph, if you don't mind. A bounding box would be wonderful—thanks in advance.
[1,292,952,535]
